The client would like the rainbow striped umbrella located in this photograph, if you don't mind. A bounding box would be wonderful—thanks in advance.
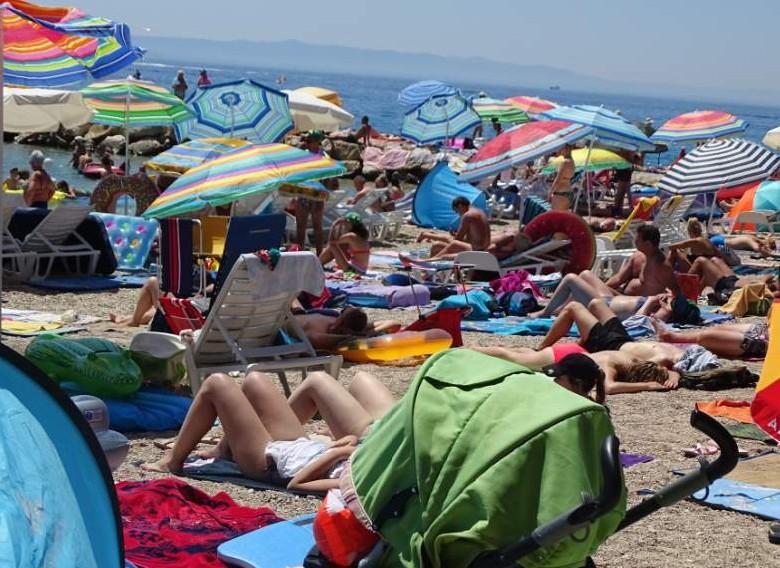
[471,97,529,125]
[401,94,481,145]
[81,79,194,127]
[505,95,558,118]
[460,120,594,182]
[2,1,142,87]
[651,110,748,144]
[175,79,293,143]
[144,138,251,177]
[542,148,630,174]
[143,143,347,219]
[752,300,780,442]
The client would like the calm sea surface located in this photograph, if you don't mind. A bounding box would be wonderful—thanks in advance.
[5,60,780,193]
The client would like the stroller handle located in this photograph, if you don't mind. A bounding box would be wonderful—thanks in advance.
[470,434,623,568]
[618,409,739,530]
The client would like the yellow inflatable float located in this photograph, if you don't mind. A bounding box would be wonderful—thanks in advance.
[338,329,452,363]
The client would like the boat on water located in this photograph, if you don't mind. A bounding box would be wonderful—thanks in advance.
[549,85,561,91]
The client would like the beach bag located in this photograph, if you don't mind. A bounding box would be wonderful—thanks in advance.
[497,290,539,316]
[339,349,625,568]
[680,365,758,391]
[438,290,495,320]
[719,283,773,317]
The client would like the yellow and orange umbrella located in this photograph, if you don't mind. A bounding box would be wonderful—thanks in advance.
[752,301,780,441]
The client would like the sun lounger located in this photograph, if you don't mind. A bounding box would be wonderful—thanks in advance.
[1,194,36,281]
[19,204,100,280]
[184,252,341,394]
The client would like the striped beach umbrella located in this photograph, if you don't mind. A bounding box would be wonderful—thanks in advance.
[763,126,780,151]
[400,94,481,145]
[460,120,594,182]
[175,79,293,143]
[143,143,347,219]
[540,105,655,152]
[657,139,780,195]
[651,110,748,144]
[145,138,251,177]
[81,79,194,127]
[542,148,630,174]
[505,95,558,118]
[398,80,458,107]
[471,97,529,125]
[2,1,142,87]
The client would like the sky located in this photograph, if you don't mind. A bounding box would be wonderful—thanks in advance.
[80,0,780,95]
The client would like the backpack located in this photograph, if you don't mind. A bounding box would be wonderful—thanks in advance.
[342,349,625,568]
[680,365,758,391]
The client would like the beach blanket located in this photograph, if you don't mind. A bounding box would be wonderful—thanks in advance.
[695,400,753,424]
[1,308,99,336]
[344,284,431,309]
[620,452,654,468]
[461,316,654,338]
[362,146,410,170]
[669,310,733,330]
[733,264,777,276]
[30,274,131,291]
[182,458,324,497]
[118,478,281,568]
[722,421,777,443]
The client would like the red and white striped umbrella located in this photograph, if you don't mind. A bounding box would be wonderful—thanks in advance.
[504,95,558,118]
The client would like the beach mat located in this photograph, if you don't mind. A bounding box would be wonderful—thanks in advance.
[722,421,777,444]
[621,452,654,468]
[182,457,324,497]
[461,316,653,338]
[29,274,151,291]
[118,478,281,568]
[1,308,98,336]
[218,515,315,568]
[695,400,753,424]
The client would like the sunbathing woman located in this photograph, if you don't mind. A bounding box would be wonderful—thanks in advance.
[319,213,371,273]
[143,370,396,492]
[529,270,671,321]
[667,218,722,271]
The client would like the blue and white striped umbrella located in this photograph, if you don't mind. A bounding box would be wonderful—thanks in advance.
[174,79,293,143]
[398,80,458,107]
[540,105,655,152]
[400,94,481,145]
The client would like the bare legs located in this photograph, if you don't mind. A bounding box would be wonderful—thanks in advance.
[110,276,160,326]
[653,322,752,358]
[472,346,555,369]
[295,201,325,255]
[538,299,615,349]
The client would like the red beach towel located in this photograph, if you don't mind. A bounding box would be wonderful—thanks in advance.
[118,478,281,568]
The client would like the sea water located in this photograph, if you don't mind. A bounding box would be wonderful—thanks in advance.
[4,59,780,194]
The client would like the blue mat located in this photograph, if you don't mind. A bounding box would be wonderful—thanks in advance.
[461,317,653,337]
[686,478,780,521]
[733,265,777,276]
[62,385,191,433]
[217,515,315,568]
[30,273,150,291]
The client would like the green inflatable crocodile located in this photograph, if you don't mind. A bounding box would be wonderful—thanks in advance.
[25,334,143,398]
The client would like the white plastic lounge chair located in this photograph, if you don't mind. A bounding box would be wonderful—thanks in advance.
[19,204,100,280]
[653,194,697,244]
[184,252,342,394]
[1,195,36,281]
[724,210,776,236]
[453,238,571,278]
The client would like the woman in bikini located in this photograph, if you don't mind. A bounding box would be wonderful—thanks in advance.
[548,144,575,211]
[319,212,371,273]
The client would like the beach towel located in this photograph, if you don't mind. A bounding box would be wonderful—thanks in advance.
[344,284,431,309]
[159,218,196,298]
[30,275,124,291]
[1,308,99,336]
[182,458,324,497]
[118,478,281,568]
[687,477,780,521]
[620,452,654,468]
[673,346,721,374]
[695,400,753,424]
[733,264,777,276]
[460,316,654,338]
[722,421,777,443]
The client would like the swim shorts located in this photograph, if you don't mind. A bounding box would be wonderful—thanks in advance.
[742,322,769,358]
[583,317,633,353]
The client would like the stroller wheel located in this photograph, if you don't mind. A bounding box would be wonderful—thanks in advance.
[769,522,780,544]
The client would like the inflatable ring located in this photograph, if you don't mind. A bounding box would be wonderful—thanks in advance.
[80,164,124,179]
[90,174,159,215]
[523,210,596,274]
[338,329,452,363]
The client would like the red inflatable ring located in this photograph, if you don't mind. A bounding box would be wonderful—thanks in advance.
[523,210,596,274]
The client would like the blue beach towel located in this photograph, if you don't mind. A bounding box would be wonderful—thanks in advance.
[461,316,654,337]
[31,275,124,291]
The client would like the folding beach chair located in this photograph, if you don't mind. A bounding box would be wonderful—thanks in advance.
[184,252,341,394]
[1,194,36,281]
[18,204,100,280]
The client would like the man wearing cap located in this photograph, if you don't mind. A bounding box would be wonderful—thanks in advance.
[25,150,55,208]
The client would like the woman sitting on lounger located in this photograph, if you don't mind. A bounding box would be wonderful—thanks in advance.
[319,213,371,273]
[143,370,396,491]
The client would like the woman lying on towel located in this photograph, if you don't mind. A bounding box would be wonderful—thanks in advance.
[319,213,371,273]
[293,305,402,352]
[142,370,396,492]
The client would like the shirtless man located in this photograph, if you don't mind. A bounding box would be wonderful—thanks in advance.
[548,144,575,211]
[24,150,55,208]
[606,224,679,296]
[487,228,532,260]
[294,307,401,352]
[686,255,774,304]
[413,196,491,261]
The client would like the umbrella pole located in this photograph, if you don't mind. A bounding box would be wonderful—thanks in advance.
[124,90,130,215]
[230,105,235,138]
[582,138,595,220]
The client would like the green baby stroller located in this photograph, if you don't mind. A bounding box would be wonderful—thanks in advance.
[218,349,738,568]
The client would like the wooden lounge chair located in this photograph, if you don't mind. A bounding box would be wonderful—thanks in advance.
[18,204,100,280]
[184,252,341,394]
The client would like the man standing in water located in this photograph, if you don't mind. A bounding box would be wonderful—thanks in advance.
[24,150,55,209]
[548,144,575,211]
[171,70,188,100]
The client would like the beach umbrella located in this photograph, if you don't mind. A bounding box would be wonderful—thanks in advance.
[143,143,347,219]
[144,137,251,177]
[174,79,293,143]
[294,86,343,107]
[726,180,780,219]
[2,0,142,87]
[400,94,481,145]
[460,120,594,183]
[539,104,655,152]
[505,95,558,118]
[763,126,780,151]
[398,80,458,107]
[752,300,780,442]
[651,110,748,144]
[284,89,354,131]
[471,97,529,125]
[657,139,780,195]
[542,148,630,174]
[3,86,91,132]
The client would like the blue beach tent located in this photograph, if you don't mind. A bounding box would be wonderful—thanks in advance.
[412,162,488,230]
[0,343,123,567]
